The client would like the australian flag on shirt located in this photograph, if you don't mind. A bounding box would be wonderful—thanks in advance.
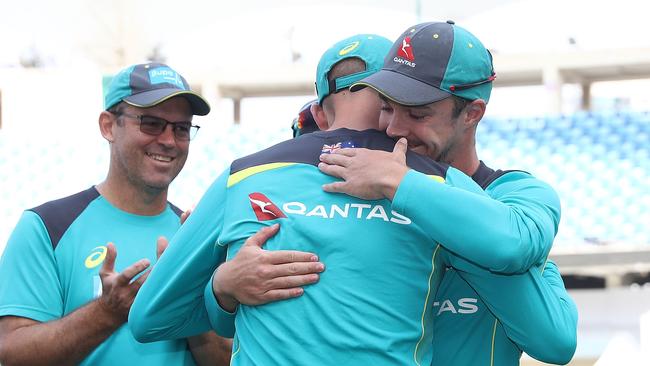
[321,141,356,154]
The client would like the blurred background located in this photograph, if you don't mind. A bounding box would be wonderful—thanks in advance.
[0,0,648,364]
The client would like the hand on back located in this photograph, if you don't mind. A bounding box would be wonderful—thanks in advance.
[212,224,325,312]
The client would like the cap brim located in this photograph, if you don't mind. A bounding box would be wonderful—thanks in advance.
[124,89,211,116]
[350,69,451,106]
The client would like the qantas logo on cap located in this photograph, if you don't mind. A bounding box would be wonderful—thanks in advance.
[397,37,415,61]
[249,193,286,221]
[393,36,416,68]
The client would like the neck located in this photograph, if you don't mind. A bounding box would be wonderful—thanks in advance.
[96,175,168,216]
[447,132,481,176]
[449,150,480,176]
[326,90,380,131]
[329,118,376,131]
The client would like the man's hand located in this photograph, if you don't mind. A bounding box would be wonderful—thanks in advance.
[97,243,151,323]
[318,138,410,200]
[212,224,325,312]
[180,205,195,225]
[156,236,169,259]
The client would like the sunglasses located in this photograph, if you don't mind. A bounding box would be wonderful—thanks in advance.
[115,112,200,141]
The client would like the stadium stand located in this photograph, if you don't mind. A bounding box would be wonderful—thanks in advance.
[0,106,648,366]
[477,111,649,247]
[1,110,647,252]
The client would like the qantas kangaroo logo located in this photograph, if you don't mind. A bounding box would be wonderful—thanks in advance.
[249,193,286,221]
[398,37,415,61]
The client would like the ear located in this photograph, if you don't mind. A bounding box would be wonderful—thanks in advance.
[311,102,329,131]
[99,111,116,143]
[464,99,486,129]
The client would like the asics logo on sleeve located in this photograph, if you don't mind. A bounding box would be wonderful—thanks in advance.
[249,193,287,221]
[85,245,108,269]
[433,298,479,315]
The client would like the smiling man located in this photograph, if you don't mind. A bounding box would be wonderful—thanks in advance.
[0,63,230,366]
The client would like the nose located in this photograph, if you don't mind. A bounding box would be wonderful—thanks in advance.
[385,114,408,139]
[156,124,177,147]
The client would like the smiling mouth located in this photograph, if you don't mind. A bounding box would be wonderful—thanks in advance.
[146,153,174,162]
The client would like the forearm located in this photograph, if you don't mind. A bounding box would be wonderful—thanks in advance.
[393,169,558,273]
[188,332,233,366]
[130,239,222,342]
[0,300,122,366]
[130,174,230,342]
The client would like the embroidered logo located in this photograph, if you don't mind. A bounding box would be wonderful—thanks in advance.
[85,245,108,269]
[249,193,287,221]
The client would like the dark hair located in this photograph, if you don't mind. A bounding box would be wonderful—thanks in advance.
[451,95,471,118]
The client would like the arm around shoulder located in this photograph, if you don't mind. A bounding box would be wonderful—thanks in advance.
[392,169,561,273]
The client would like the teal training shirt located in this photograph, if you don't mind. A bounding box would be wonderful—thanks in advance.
[0,187,196,366]
[422,163,577,365]
[131,129,493,366]
[392,163,562,274]
[433,257,577,366]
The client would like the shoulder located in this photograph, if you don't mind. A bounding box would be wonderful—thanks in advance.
[28,187,100,249]
[488,170,557,196]
[230,129,406,174]
[404,151,450,177]
[487,171,561,216]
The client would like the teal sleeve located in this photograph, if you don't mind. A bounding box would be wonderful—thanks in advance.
[129,171,230,342]
[393,169,560,273]
[0,211,64,322]
[446,253,578,364]
[204,272,236,338]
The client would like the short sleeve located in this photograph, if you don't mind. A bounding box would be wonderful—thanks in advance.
[0,211,64,322]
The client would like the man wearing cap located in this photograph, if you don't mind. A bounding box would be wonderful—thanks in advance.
[291,99,319,138]
[128,34,512,365]
[0,63,230,365]
[287,25,576,365]
[318,22,577,365]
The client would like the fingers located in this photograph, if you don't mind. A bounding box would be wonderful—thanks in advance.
[393,138,408,156]
[263,288,305,302]
[266,273,320,290]
[319,152,351,166]
[100,242,117,276]
[318,162,347,179]
[180,204,195,225]
[262,261,324,278]
[243,224,280,249]
[116,259,151,286]
[265,250,320,265]
[322,181,347,194]
[332,148,358,157]
[156,236,169,259]
[130,270,150,292]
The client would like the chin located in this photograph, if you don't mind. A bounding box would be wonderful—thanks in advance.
[142,176,175,191]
